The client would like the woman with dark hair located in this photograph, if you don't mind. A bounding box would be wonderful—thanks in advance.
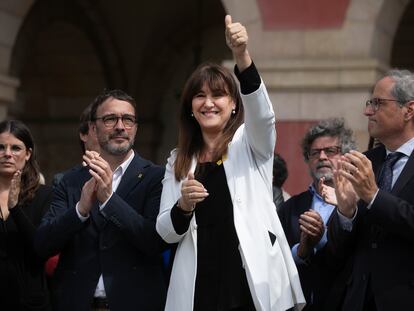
[156,15,305,311]
[0,120,51,310]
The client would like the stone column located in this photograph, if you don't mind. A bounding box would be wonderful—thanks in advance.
[258,57,386,150]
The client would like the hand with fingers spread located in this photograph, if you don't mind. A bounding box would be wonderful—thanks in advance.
[8,170,22,209]
[178,172,209,213]
[318,177,337,206]
[224,15,251,71]
[333,160,359,218]
[297,210,325,259]
[82,150,113,203]
[338,150,377,203]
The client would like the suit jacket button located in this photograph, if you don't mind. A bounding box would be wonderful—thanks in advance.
[371,242,377,249]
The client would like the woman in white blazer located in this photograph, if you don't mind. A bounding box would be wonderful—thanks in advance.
[156,15,305,311]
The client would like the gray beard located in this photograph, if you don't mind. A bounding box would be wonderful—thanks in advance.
[312,171,334,184]
[101,141,133,156]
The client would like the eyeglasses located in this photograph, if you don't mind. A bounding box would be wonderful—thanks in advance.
[94,114,137,129]
[365,98,400,112]
[308,146,341,160]
[0,144,26,156]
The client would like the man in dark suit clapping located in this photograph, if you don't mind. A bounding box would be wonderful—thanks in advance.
[35,89,167,311]
[329,70,414,311]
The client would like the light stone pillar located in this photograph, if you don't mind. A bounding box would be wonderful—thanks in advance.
[0,0,34,120]
[258,57,388,150]
[223,56,384,150]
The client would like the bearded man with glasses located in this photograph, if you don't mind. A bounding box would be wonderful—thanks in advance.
[278,118,356,311]
[35,89,168,311]
[328,69,414,311]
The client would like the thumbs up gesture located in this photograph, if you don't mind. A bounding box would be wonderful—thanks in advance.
[179,172,209,213]
[225,15,251,71]
[225,15,248,55]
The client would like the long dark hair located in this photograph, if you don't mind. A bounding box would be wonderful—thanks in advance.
[0,120,40,206]
[174,63,244,180]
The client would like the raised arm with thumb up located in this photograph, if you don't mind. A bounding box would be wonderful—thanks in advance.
[224,14,252,71]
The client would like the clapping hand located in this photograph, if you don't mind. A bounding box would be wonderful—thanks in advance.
[333,160,359,218]
[78,177,97,217]
[8,170,21,209]
[318,177,337,206]
[82,150,113,203]
[338,150,377,203]
[297,210,325,259]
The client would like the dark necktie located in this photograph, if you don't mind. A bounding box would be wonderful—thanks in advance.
[377,152,403,192]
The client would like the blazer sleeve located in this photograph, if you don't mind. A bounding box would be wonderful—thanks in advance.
[242,79,276,162]
[99,165,167,255]
[156,150,190,244]
[369,190,414,241]
[326,208,358,259]
[34,177,88,258]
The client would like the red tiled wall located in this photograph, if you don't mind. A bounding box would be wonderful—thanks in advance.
[257,0,351,30]
[275,120,318,195]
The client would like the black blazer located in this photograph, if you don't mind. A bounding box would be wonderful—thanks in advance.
[278,190,346,311]
[34,154,167,311]
[328,145,414,311]
[0,185,52,310]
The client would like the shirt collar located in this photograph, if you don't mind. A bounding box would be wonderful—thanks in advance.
[308,184,323,200]
[113,150,135,177]
[386,136,414,158]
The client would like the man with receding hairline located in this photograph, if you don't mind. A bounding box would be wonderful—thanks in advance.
[329,69,414,311]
